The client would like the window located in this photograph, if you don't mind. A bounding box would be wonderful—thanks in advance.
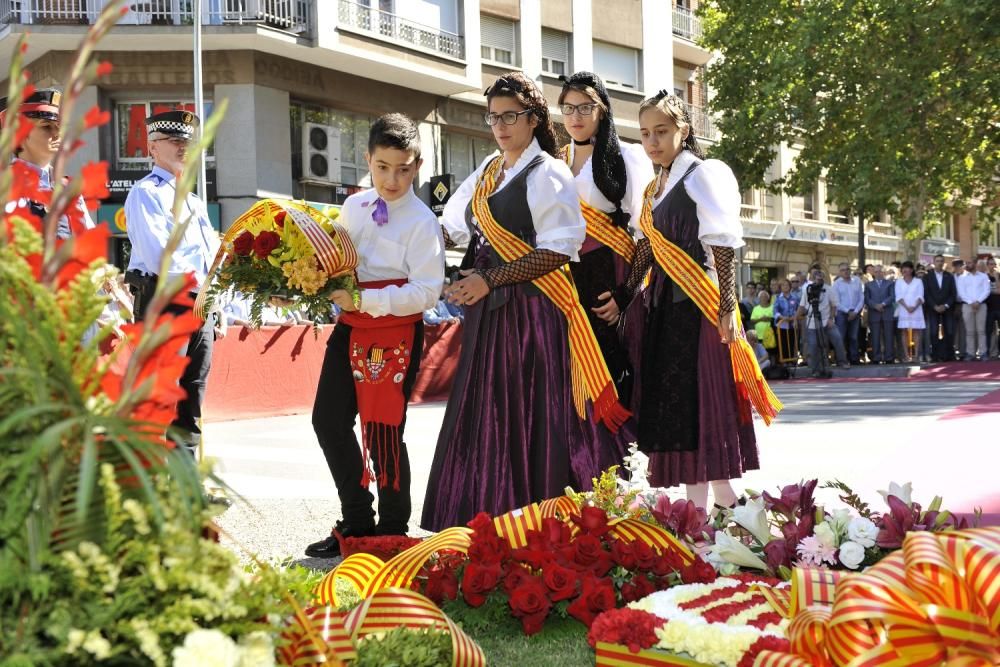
[289,102,373,198]
[828,203,850,225]
[740,189,760,220]
[541,29,569,77]
[789,187,815,221]
[481,14,516,65]
[444,131,496,183]
[114,101,215,171]
[593,40,639,90]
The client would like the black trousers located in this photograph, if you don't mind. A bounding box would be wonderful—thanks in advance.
[926,307,955,361]
[312,320,423,533]
[134,290,213,451]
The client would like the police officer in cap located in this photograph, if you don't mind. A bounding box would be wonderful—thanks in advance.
[0,88,95,238]
[125,109,220,455]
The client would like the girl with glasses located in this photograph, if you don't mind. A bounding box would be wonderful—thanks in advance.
[422,71,632,531]
[557,71,653,413]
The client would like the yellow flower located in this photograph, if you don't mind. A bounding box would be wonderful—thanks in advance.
[282,256,329,295]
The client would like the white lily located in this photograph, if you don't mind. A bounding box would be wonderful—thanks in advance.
[731,497,773,544]
[710,531,769,571]
[877,481,913,507]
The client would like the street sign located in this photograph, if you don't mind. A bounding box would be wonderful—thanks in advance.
[428,174,452,215]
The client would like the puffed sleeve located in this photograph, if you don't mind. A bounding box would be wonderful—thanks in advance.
[441,153,496,246]
[525,155,586,261]
[684,158,745,249]
[621,142,655,223]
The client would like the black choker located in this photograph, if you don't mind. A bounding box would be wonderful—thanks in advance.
[572,138,592,146]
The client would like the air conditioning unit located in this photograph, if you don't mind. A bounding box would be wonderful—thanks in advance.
[301,122,341,183]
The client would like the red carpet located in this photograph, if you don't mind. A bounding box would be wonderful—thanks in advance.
[939,386,1000,420]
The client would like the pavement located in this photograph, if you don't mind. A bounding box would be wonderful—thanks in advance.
[206,362,1000,569]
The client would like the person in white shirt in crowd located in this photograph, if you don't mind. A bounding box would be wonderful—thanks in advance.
[422,297,460,325]
[797,266,850,376]
[951,259,967,360]
[956,258,991,361]
[833,262,865,364]
[894,261,925,363]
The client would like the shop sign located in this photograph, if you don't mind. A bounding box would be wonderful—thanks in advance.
[865,235,901,252]
[920,238,960,257]
[106,169,217,202]
[742,221,784,240]
[786,225,858,245]
[428,174,453,214]
[96,202,221,236]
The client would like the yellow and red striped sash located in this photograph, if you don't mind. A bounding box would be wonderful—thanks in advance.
[471,155,630,432]
[193,198,357,320]
[563,144,636,263]
[638,174,782,425]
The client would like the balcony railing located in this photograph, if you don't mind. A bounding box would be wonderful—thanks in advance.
[672,6,702,42]
[0,0,312,34]
[683,101,719,141]
[337,0,464,60]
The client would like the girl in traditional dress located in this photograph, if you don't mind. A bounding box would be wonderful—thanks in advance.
[422,72,631,531]
[557,71,653,407]
[617,92,778,512]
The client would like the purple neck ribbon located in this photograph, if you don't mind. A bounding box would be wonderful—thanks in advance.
[364,197,389,226]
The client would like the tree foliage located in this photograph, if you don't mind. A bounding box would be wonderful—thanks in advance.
[701,0,1000,234]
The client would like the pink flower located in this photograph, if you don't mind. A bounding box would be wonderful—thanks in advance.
[795,536,825,566]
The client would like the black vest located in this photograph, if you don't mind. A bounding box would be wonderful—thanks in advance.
[651,162,705,305]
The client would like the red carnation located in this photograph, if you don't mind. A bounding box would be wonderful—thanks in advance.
[566,576,617,627]
[610,540,637,570]
[737,636,792,667]
[587,608,661,652]
[542,562,579,602]
[571,505,612,538]
[508,577,552,636]
[252,230,281,259]
[680,558,717,584]
[461,562,503,607]
[503,565,534,594]
[233,231,254,256]
[425,566,459,604]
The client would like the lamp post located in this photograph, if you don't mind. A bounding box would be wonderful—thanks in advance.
[193,0,207,199]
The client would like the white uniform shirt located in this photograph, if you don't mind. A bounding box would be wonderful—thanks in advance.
[566,140,654,223]
[956,271,990,305]
[441,138,586,261]
[338,187,444,318]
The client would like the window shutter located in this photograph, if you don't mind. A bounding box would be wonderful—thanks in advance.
[541,29,568,62]
[593,41,638,89]
[481,14,515,51]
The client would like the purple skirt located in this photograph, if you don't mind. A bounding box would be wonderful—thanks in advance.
[420,284,634,532]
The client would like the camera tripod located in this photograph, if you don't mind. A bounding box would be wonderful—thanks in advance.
[808,298,834,379]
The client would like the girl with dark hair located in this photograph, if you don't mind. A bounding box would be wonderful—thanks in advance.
[616,92,780,512]
[557,71,653,406]
[422,71,631,531]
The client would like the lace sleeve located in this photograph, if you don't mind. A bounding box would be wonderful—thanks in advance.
[441,225,457,250]
[711,245,736,315]
[478,249,569,289]
[613,237,652,308]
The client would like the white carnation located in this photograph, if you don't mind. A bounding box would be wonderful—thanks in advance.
[838,541,865,569]
[846,517,878,548]
[173,629,240,667]
[237,631,276,667]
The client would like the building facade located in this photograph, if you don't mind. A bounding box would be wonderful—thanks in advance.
[2,0,977,275]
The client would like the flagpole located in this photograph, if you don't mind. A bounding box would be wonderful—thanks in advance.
[193,0,207,199]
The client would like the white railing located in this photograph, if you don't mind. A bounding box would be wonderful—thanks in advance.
[0,0,312,34]
[683,101,719,141]
[337,0,464,59]
[672,6,702,42]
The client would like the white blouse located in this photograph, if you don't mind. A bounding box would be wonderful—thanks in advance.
[894,276,924,307]
[441,138,586,261]
[339,187,445,318]
[639,149,744,250]
[566,141,654,222]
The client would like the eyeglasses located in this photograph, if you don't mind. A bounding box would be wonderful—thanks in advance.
[560,103,598,117]
[152,137,190,147]
[484,110,534,127]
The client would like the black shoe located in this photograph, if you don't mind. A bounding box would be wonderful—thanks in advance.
[375,524,409,537]
[304,521,375,559]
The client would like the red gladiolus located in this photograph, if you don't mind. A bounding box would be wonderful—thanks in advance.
[96,61,113,77]
[252,230,280,259]
[83,105,111,129]
[233,231,254,256]
[273,209,287,228]
[81,161,110,203]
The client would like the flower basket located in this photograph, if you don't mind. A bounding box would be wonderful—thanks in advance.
[199,198,359,326]
[595,642,712,667]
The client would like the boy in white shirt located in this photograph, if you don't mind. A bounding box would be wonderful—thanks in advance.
[304,114,445,559]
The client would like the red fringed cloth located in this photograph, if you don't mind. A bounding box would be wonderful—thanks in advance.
[338,279,420,490]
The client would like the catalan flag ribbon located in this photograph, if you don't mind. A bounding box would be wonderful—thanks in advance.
[563,145,636,264]
[471,155,631,432]
[493,504,543,549]
[637,175,782,425]
[754,527,1000,667]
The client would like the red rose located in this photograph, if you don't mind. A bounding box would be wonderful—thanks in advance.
[571,534,605,566]
[680,558,717,584]
[512,529,554,569]
[567,576,616,627]
[652,548,686,576]
[461,562,503,607]
[541,517,572,547]
[571,506,612,538]
[468,533,510,566]
[503,565,534,594]
[620,573,656,603]
[252,230,281,259]
[610,540,637,570]
[508,577,552,636]
[425,566,459,604]
[632,540,657,571]
[542,562,578,602]
[233,230,254,256]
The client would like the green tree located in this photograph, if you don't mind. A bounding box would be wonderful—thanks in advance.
[700,0,1000,261]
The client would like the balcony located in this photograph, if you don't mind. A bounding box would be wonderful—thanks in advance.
[672,6,702,42]
[0,0,312,34]
[337,0,464,60]
[683,101,719,142]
